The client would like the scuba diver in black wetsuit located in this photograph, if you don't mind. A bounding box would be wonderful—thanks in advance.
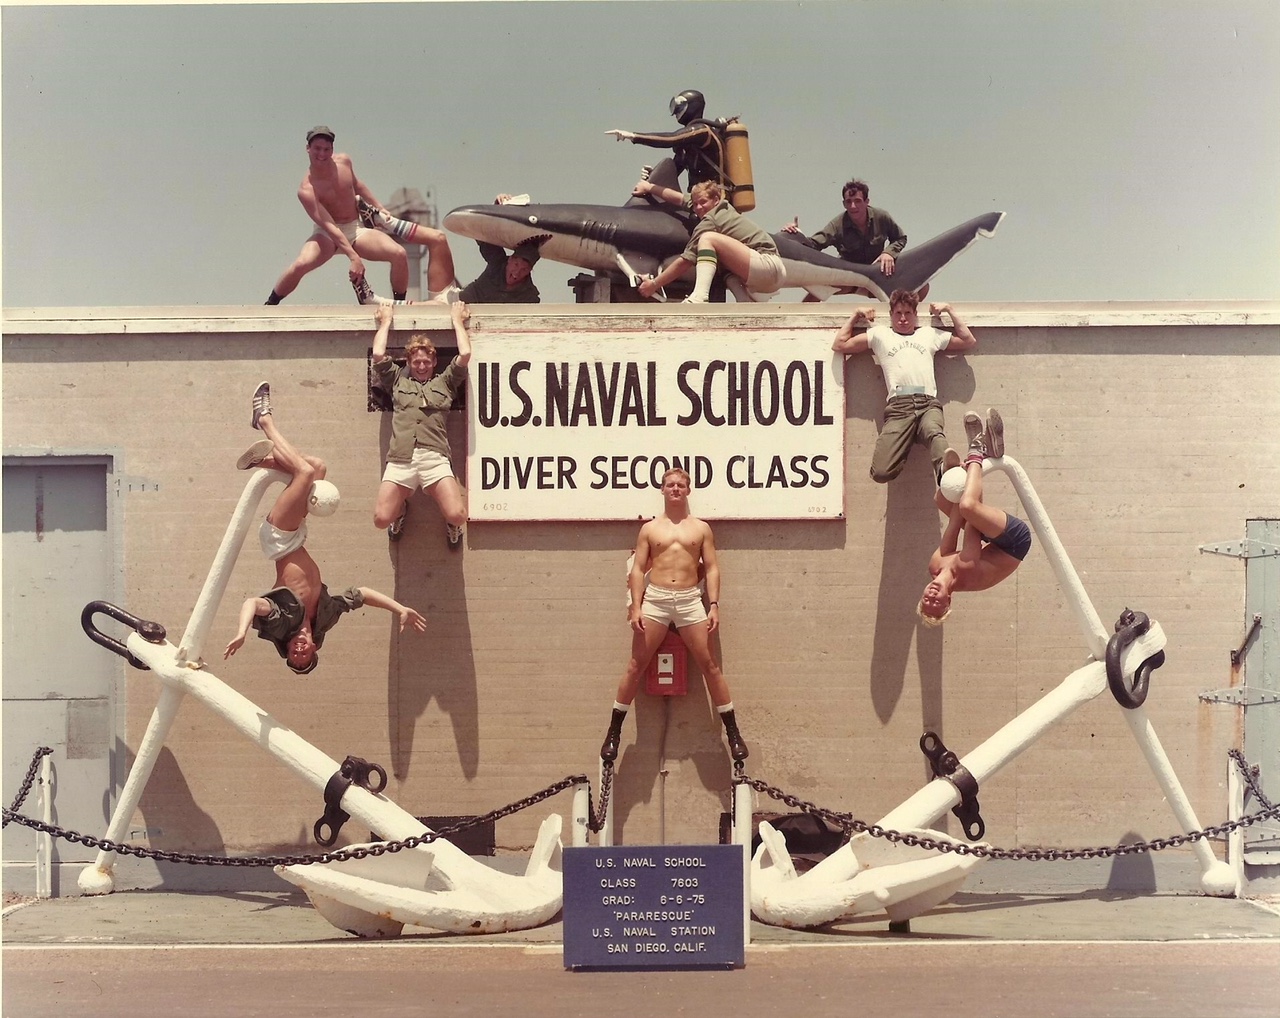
[607,90,756,211]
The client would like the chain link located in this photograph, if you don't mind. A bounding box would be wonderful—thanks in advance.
[734,750,1280,862]
[2,746,54,828]
[1230,748,1275,812]
[2,750,596,869]
[7,746,1275,869]
[587,763,613,833]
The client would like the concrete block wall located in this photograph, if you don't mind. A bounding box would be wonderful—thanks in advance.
[3,303,1277,888]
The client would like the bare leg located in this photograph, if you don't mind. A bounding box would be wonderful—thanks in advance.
[353,230,410,295]
[256,413,321,533]
[374,480,413,530]
[957,460,1009,540]
[425,475,467,528]
[700,233,756,282]
[404,223,457,294]
[676,620,732,706]
[272,236,336,298]
[612,622,672,705]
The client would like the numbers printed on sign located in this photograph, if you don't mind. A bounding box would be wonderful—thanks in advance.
[481,503,509,512]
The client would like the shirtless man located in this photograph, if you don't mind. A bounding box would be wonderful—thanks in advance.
[223,382,427,673]
[599,467,748,763]
[264,126,456,305]
[918,408,1033,626]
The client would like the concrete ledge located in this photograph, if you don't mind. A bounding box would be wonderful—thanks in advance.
[4,301,1280,335]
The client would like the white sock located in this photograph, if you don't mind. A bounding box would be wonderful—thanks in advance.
[690,249,718,301]
[716,701,734,714]
[613,701,630,714]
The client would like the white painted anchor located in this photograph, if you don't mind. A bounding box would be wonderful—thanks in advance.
[750,455,1235,929]
[79,467,587,937]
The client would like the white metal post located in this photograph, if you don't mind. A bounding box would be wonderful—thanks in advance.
[35,754,53,899]
[572,783,590,847]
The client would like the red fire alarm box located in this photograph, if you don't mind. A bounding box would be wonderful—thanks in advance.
[645,626,688,696]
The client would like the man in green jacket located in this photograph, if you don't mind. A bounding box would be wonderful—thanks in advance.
[457,195,549,303]
[783,177,914,301]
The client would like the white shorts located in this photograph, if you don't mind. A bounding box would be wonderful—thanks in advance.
[259,519,308,561]
[310,220,366,245]
[746,251,786,292]
[382,448,456,492]
[640,585,708,628]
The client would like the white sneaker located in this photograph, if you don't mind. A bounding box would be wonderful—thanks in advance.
[427,284,462,305]
[236,439,274,470]
[984,408,1005,458]
[963,411,986,459]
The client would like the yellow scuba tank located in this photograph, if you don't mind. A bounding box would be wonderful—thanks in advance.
[724,121,755,212]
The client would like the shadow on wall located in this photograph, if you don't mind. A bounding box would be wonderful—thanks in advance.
[610,667,736,846]
[135,746,226,886]
[386,510,478,783]
[869,455,947,729]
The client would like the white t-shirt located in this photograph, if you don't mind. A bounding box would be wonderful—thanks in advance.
[867,324,952,400]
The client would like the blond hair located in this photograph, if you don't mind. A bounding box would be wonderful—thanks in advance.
[916,599,951,627]
[404,334,437,359]
[690,180,724,205]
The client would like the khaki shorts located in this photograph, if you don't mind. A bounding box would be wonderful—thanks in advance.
[640,585,708,628]
[259,519,308,561]
[746,250,786,292]
[382,447,455,492]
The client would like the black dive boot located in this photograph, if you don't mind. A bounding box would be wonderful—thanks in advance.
[600,709,626,762]
[720,710,749,762]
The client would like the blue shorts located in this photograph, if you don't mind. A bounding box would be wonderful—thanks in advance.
[984,513,1032,562]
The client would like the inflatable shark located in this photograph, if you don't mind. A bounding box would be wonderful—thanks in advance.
[444,189,1004,302]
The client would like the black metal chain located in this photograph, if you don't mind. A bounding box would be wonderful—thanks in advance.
[2,746,54,828]
[1230,747,1275,812]
[734,750,1280,862]
[1,752,597,869]
[587,762,613,833]
[8,745,1274,868]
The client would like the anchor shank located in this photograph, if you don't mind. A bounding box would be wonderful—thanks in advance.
[995,457,1109,658]
[176,469,286,666]
[125,633,470,862]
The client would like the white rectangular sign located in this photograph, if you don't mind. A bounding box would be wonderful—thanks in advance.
[466,330,845,521]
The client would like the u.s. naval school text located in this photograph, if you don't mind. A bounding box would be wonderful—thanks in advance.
[590,850,726,956]
[465,332,846,521]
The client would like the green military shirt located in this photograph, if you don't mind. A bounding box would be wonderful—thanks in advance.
[806,206,906,264]
[459,242,540,304]
[373,356,467,463]
[252,585,364,659]
[681,198,779,262]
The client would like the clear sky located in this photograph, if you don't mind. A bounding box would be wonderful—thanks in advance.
[2,0,1277,308]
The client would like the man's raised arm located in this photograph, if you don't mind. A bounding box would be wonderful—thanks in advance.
[832,307,876,355]
[932,303,976,352]
[370,304,394,363]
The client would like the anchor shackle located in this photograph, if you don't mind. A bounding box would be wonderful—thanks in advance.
[81,601,167,671]
[1105,608,1165,709]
